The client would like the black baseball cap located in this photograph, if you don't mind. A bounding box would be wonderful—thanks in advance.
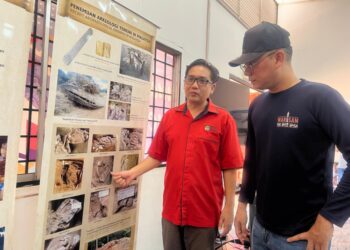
[229,21,291,67]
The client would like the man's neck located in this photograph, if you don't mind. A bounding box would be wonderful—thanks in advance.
[270,67,300,93]
[187,100,208,118]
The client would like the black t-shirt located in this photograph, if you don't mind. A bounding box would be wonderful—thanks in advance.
[240,79,350,236]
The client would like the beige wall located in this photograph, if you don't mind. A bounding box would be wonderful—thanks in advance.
[278,0,350,102]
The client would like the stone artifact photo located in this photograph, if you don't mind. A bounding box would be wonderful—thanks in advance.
[91,156,114,187]
[120,154,139,171]
[55,127,89,154]
[87,227,132,250]
[107,101,131,121]
[46,195,84,234]
[113,184,138,214]
[119,128,143,151]
[89,189,109,222]
[109,81,132,103]
[44,230,80,250]
[91,134,116,152]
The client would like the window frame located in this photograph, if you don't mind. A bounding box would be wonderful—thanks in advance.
[17,0,55,185]
[145,42,181,156]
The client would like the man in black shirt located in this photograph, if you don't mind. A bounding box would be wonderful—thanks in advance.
[229,21,350,249]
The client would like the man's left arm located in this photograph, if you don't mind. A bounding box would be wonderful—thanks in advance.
[288,86,350,249]
[287,214,333,250]
[219,168,237,236]
[218,114,243,236]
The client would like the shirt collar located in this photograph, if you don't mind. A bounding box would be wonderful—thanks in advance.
[176,99,219,115]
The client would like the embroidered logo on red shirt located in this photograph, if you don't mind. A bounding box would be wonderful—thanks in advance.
[204,125,218,133]
[276,112,299,129]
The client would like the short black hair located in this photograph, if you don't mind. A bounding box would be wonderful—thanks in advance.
[283,47,293,62]
[185,59,220,83]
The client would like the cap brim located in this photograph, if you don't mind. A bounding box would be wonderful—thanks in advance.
[228,52,265,67]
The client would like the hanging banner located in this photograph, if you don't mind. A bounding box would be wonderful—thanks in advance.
[0,0,34,249]
[35,1,157,249]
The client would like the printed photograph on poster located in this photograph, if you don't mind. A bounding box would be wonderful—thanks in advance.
[113,184,138,214]
[89,189,109,222]
[119,44,152,81]
[46,195,85,234]
[63,28,93,65]
[120,154,139,171]
[91,156,114,188]
[109,81,133,103]
[107,101,130,121]
[119,128,143,151]
[54,69,108,119]
[44,230,80,250]
[87,227,132,250]
[0,227,4,250]
[96,41,111,59]
[54,159,84,193]
[0,136,7,201]
[91,134,116,153]
[55,127,90,154]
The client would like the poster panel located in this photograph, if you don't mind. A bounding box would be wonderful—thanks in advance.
[0,0,34,249]
[35,1,157,249]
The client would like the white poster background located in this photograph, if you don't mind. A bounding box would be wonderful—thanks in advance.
[35,1,157,249]
[0,0,33,249]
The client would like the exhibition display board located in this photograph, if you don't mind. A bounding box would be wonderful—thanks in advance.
[35,1,157,249]
[0,0,34,249]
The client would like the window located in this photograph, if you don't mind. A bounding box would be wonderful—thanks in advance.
[145,43,181,155]
[18,0,56,184]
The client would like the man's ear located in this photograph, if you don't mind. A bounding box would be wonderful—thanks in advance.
[210,83,216,94]
[275,50,285,66]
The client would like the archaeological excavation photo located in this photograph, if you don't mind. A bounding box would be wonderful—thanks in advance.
[53,159,84,193]
[54,69,108,119]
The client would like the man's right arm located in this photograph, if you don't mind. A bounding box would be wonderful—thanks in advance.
[112,111,169,187]
[111,156,161,187]
[234,202,249,243]
[234,107,257,242]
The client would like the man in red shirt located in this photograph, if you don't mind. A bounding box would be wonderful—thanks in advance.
[112,59,243,250]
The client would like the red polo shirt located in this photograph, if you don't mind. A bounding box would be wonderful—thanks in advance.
[148,101,243,227]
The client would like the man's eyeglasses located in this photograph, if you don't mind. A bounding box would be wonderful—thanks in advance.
[184,76,213,86]
[240,50,277,73]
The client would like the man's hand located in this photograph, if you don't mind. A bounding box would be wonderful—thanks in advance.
[234,202,250,244]
[218,205,234,236]
[111,170,136,188]
[287,214,333,250]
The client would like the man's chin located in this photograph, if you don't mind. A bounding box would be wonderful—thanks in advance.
[187,98,203,104]
[251,82,263,90]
